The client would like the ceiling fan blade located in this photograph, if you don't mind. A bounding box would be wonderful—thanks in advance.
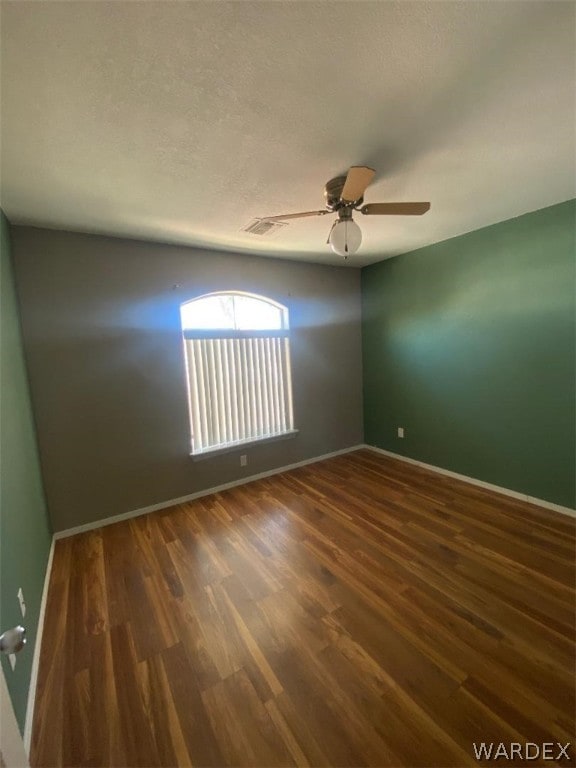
[262,210,329,222]
[341,166,375,203]
[360,202,431,216]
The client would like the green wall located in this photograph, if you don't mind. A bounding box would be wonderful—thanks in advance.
[362,199,576,509]
[0,212,52,733]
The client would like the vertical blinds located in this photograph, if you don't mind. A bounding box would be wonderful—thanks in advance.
[184,333,294,454]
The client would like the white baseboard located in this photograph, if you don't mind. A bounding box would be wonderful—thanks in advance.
[364,444,576,519]
[54,444,365,539]
[24,535,55,755]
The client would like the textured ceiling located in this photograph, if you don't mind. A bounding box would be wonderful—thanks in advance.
[1,1,574,266]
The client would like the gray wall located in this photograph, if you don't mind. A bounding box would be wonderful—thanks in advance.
[11,226,363,532]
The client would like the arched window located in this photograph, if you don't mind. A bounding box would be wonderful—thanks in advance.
[181,292,294,455]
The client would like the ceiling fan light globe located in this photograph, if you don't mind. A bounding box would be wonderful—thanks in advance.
[329,218,362,257]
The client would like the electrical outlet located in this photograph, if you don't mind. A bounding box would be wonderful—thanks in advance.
[240,454,248,467]
[397,427,405,438]
[9,654,16,671]
[17,587,26,618]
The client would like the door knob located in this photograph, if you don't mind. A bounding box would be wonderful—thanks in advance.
[0,626,26,654]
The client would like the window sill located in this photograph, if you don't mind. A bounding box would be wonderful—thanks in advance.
[190,429,299,461]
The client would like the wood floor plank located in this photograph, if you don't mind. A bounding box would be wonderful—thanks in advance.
[31,577,69,765]
[135,654,191,767]
[109,622,161,766]
[201,668,293,767]
[31,449,576,767]
[160,642,226,767]
[87,631,127,767]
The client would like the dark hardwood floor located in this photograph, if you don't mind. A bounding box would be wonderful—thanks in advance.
[31,449,575,767]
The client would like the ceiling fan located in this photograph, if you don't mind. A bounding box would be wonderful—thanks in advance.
[261,166,430,259]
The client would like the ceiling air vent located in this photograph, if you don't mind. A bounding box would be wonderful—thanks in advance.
[242,218,287,237]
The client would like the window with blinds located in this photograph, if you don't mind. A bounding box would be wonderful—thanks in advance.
[181,292,295,455]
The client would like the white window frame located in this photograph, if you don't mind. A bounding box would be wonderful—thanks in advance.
[181,291,296,456]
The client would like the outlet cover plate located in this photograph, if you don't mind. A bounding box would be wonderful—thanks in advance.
[17,588,26,618]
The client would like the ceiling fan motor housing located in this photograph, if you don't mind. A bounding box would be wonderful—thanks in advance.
[324,176,363,211]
